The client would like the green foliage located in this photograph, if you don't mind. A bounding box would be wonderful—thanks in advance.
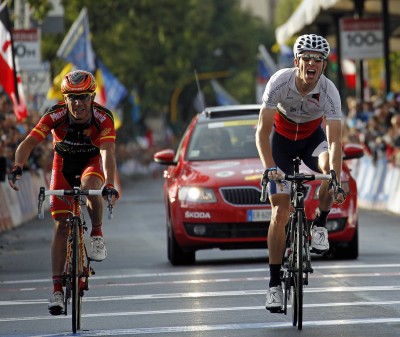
[36,0,271,125]
[27,0,53,23]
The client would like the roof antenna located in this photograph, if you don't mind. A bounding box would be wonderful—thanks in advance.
[194,69,207,111]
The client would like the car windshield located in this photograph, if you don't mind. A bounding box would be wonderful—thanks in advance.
[186,118,259,161]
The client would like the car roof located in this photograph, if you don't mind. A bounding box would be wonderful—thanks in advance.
[198,104,261,122]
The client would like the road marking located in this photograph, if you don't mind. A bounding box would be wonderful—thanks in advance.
[2,263,400,285]
[1,300,400,322]
[2,285,400,306]
[11,317,400,336]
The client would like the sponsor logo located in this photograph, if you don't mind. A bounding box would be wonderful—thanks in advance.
[185,211,211,219]
[50,110,67,122]
[215,171,234,178]
[94,109,107,123]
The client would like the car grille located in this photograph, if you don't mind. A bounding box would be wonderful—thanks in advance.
[220,187,269,206]
[184,222,269,238]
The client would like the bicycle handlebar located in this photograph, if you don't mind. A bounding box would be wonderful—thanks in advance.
[38,187,115,220]
[260,172,333,203]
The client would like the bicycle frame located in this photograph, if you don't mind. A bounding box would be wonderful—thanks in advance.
[38,186,112,334]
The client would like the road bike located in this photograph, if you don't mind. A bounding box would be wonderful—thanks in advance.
[260,157,337,330]
[38,186,114,333]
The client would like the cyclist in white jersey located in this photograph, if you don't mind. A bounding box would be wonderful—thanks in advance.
[255,34,346,312]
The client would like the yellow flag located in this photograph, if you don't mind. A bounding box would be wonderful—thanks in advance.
[47,63,74,100]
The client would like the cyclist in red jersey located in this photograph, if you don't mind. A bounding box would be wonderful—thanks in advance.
[8,70,119,315]
[255,34,346,312]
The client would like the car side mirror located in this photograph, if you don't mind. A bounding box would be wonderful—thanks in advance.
[343,143,364,161]
[153,149,177,165]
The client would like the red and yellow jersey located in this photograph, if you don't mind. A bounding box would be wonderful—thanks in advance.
[30,102,116,159]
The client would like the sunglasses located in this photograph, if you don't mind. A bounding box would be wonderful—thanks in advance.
[299,54,326,62]
[66,93,93,101]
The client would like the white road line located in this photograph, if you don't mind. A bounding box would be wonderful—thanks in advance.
[1,300,400,323]
[15,317,400,336]
[1,263,400,285]
[2,285,400,306]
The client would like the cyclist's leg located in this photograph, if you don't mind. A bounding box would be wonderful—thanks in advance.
[265,130,293,311]
[81,156,106,261]
[49,155,74,314]
[302,127,331,251]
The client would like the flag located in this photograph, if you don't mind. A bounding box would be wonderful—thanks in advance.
[94,60,127,130]
[278,44,294,68]
[129,89,140,123]
[192,90,205,113]
[341,59,356,89]
[210,79,239,106]
[56,7,95,72]
[94,66,107,105]
[258,44,278,75]
[47,63,74,100]
[0,1,27,121]
[96,60,128,111]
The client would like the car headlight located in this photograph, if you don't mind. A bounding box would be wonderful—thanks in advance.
[313,181,350,199]
[178,187,217,203]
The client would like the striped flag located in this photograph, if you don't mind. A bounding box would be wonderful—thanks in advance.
[0,1,27,121]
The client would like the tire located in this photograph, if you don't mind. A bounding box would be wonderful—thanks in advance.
[167,215,195,266]
[295,210,303,330]
[71,220,82,333]
[333,227,359,260]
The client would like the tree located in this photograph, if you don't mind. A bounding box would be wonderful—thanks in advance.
[32,0,271,128]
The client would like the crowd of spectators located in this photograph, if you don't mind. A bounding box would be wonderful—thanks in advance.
[2,89,400,184]
[0,92,52,182]
[342,91,400,166]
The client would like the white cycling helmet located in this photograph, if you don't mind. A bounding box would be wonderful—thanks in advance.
[293,34,330,59]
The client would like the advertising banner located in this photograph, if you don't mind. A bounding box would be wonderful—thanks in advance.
[340,17,383,60]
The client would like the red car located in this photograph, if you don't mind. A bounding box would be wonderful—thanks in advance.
[154,105,364,265]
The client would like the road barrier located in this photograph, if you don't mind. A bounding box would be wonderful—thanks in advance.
[0,169,49,235]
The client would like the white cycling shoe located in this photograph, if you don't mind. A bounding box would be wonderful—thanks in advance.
[265,285,283,312]
[90,236,107,261]
[311,226,329,253]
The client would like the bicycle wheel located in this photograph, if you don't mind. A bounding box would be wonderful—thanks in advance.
[71,219,82,333]
[295,210,304,330]
[290,217,298,326]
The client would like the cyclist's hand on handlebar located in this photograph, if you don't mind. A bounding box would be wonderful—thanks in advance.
[333,185,346,204]
[8,165,23,191]
[328,170,346,204]
[102,183,119,205]
[263,167,284,191]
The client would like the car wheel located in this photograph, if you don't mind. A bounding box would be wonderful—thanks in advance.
[332,226,359,260]
[167,216,195,266]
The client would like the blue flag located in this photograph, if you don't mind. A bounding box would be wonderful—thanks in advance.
[56,7,95,72]
[97,60,128,111]
[210,80,239,106]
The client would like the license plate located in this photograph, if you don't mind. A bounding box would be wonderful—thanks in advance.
[247,209,271,222]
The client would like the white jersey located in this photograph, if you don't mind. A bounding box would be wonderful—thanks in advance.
[261,68,342,140]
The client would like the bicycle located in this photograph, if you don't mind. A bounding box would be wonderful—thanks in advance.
[38,186,114,334]
[260,157,338,330]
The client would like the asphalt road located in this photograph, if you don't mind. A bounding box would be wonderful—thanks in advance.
[1,175,400,337]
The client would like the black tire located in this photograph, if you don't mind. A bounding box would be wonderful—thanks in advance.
[295,211,303,330]
[71,220,82,333]
[332,227,359,260]
[291,283,297,326]
[167,217,195,265]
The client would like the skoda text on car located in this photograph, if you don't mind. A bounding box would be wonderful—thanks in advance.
[154,105,364,265]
